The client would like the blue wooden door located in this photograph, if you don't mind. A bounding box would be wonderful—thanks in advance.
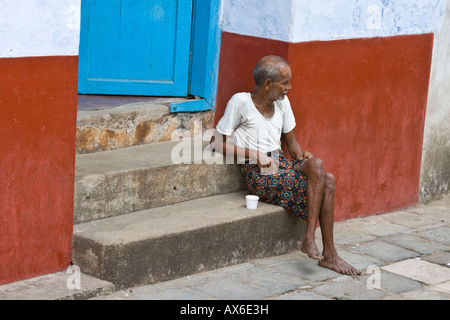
[78,0,193,96]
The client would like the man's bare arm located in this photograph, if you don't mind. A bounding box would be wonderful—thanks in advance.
[209,130,272,168]
[283,130,313,161]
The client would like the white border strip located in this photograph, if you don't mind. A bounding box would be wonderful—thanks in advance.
[222,0,447,43]
[0,0,80,58]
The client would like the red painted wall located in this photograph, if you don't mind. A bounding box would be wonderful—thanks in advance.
[0,56,78,285]
[215,32,433,221]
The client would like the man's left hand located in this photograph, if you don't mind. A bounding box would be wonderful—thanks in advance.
[298,151,313,161]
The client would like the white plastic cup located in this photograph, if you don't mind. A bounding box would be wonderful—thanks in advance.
[246,195,259,209]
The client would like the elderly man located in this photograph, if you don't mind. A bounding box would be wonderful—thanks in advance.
[211,55,360,276]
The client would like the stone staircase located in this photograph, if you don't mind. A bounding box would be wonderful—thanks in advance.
[71,97,306,290]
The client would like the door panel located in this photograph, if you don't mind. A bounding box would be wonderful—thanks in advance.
[78,0,193,96]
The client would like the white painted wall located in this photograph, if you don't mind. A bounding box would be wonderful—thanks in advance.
[291,0,447,42]
[420,0,450,201]
[0,0,81,58]
[221,0,293,42]
[2,0,444,56]
[222,0,447,42]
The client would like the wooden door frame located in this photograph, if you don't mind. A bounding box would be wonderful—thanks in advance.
[184,0,222,112]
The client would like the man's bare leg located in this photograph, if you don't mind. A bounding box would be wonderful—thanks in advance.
[300,158,325,260]
[317,173,360,276]
[300,159,360,276]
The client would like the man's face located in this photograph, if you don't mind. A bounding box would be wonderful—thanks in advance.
[268,66,292,101]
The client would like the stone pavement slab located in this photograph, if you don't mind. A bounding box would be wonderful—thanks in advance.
[335,214,410,237]
[408,202,450,224]
[275,291,331,300]
[379,210,445,230]
[382,233,448,255]
[0,269,115,300]
[337,250,384,271]
[422,226,450,246]
[432,280,450,294]
[382,259,450,285]
[311,277,386,300]
[263,255,339,282]
[350,240,420,263]
[183,277,274,300]
[329,221,377,245]
[400,286,450,300]
[225,266,307,296]
[359,270,423,294]
[422,251,450,267]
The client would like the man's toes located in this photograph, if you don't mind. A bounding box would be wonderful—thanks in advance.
[348,267,360,276]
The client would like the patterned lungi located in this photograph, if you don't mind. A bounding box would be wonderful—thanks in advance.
[240,150,308,219]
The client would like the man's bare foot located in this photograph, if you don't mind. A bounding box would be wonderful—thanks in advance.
[318,254,361,276]
[301,238,324,260]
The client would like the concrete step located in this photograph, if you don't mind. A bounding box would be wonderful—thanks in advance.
[76,95,214,154]
[72,191,306,290]
[74,139,247,223]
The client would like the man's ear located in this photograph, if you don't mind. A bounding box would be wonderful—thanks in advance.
[264,79,271,91]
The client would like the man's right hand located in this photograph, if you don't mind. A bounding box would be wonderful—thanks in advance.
[255,151,273,168]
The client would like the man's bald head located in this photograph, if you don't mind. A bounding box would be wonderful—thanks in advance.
[253,55,290,87]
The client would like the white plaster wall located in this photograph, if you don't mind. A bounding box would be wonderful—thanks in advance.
[222,0,447,42]
[291,0,447,42]
[221,0,293,42]
[420,0,450,201]
[0,0,81,58]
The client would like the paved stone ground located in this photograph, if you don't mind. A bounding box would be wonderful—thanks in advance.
[1,197,449,301]
[92,197,450,300]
